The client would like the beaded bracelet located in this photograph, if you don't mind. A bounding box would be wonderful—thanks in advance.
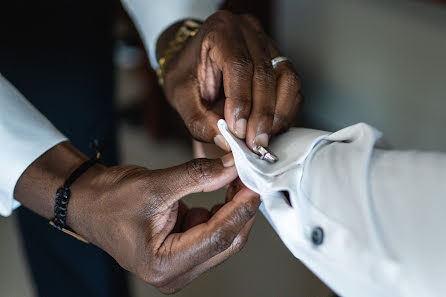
[49,141,102,243]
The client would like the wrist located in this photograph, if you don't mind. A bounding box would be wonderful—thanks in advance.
[155,20,184,62]
[14,142,88,219]
[65,162,108,244]
[155,19,202,86]
[13,142,109,245]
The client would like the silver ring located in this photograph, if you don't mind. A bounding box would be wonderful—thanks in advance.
[271,56,289,69]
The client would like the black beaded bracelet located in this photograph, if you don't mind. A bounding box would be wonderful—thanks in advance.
[51,158,98,230]
[50,141,102,242]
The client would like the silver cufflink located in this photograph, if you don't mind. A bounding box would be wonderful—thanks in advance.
[256,145,279,163]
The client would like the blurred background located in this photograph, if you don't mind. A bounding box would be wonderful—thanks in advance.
[1,0,445,296]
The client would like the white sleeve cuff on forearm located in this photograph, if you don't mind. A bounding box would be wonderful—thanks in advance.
[0,74,67,216]
[121,0,221,68]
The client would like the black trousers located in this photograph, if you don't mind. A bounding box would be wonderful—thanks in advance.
[2,1,131,295]
[17,208,130,297]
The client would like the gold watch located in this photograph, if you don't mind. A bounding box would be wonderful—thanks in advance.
[156,19,202,86]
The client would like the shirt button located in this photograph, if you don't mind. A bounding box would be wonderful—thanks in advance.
[311,226,324,246]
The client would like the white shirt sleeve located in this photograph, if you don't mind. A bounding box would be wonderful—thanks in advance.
[121,0,221,68]
[218,119,446,297]
[300,125,446,297]
[0,74,67,216]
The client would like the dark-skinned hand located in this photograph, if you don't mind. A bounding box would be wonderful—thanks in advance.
[159,11,303,152]
[15,142,260,294]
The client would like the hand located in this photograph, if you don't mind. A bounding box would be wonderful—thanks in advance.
[159,11,303,152]
[71,154,260,294]
[14,143,260,294]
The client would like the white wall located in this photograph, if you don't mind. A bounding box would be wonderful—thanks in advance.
[275,0,446,151]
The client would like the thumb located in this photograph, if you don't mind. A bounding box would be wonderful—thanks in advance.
[155,153,237,203]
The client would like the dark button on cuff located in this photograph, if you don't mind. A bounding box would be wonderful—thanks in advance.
[311,226,324,246]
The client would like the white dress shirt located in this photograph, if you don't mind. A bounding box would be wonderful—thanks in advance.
[0,74,66,216]
[219,119,446,297]
[0,0,220,215]
[1,1,445,296]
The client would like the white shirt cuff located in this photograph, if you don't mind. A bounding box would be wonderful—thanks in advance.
[121,0,221,68]
[0,74,67,216]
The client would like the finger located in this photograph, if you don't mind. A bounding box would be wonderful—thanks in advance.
[225,177,246,203]
[154,153,237,204]
[202,11,254,139]
[172,201,189,233]
[182,207,211,231]
[158,215,256,294]
[157,187,259,293]
[240,15,276,151]
[209,178,247,218]
[192,139,227,159]
[272,74,303,134]
[174,82,223,143]
[156,187,260,284]
[210,203,224,216]
[267,40,303,134]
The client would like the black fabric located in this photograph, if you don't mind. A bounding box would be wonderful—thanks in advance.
[1,1,130,296]
[17,207,130,297]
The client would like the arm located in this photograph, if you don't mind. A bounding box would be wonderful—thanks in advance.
[219,120,446,297]
[13,140,260,294]
[0,73,260,293]
[301,127,446,297]
[121,0,303,154]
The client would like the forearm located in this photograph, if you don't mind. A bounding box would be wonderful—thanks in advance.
[13,141,106,241]
[14,142,86,221]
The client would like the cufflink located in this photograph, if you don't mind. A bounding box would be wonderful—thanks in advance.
[256,145,279,163]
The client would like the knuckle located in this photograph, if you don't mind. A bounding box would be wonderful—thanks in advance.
[206,16,225,33]
[212,10,234,22]
[241,14,263,30]
[226,56,254,78]
[185,114,206,141]
[252,108,275,122]
[205,11,235,34]
[238,199,259,219]
[281,71,301,91]
[186,158,214,185]
[211,228,236,252]
[255,63,275,85]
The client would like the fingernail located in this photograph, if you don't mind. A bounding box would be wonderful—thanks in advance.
[234,118,247,139]
[253,133,269,152]
[221,153,235,167]
[214,135,231,152]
